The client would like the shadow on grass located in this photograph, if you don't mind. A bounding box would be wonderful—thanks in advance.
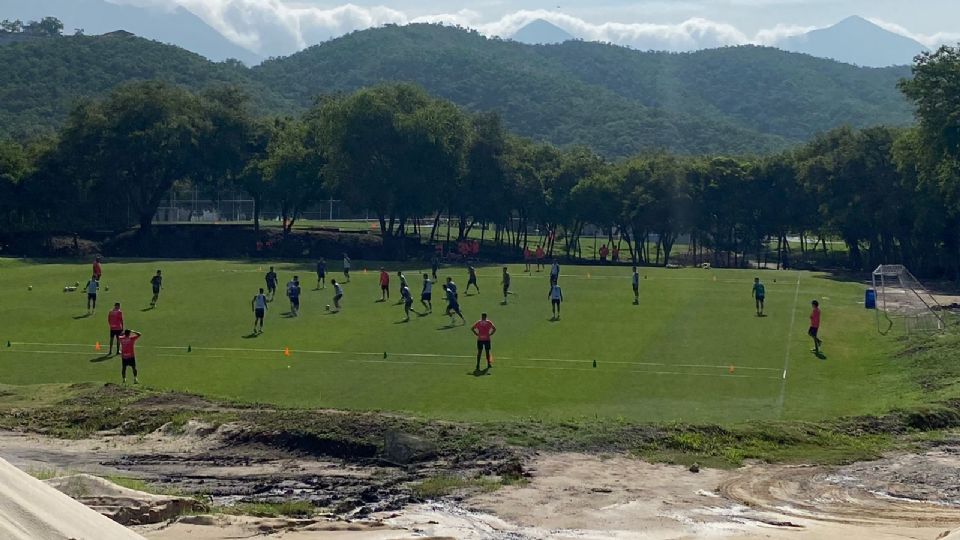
[394,319,411,324]
[89,354,113,363]
[470,367,491,377]
[436,325,458,331]
[815,351,828,360]
[73,313,92,319]
[242,333,259,339]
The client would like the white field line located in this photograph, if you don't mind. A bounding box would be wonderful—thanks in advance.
[6,342,780,372]
[777,272,803,415]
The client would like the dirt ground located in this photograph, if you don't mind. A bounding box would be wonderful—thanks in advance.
[3,426,960,540]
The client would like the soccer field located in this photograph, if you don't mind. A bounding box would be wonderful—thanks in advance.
[0,258,914,424]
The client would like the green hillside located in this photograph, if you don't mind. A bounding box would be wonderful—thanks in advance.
[0,24,916,156]
[0,33,293,139]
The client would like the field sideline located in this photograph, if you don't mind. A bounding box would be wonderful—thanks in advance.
[0,258,911,423]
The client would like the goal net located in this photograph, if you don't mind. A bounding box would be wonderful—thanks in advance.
[872,264,945,334]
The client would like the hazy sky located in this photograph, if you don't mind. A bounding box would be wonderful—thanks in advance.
[109,0,960,55]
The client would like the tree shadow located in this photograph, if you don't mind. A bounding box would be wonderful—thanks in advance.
[89,354,113,363]
[73,313,92,319]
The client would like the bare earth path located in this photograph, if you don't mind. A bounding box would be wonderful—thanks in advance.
[3,429,960,539]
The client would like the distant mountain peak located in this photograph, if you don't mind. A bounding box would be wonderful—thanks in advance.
[510,19,574,45]
[775,15,927,67]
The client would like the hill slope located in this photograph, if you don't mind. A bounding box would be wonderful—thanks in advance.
[0,25,915,157]
[253,24,913,155]
[0,34,291,139]
[0,0,262,65]
[776,16,927,68]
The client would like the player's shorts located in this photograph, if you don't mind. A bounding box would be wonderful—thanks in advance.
[404,299,413,308]
[808,326,819,337]
[381,285,389,292]
[266,282,277,291]
[255,308,265,319]
[447,302,460,313]
[344,268,351,275]
[468,277,477,285]
[421,292,432,301]
[633,284,639,293]
[551,299,561,307]
[477,340,491,352]
[317,271,325,278]
[110,328,123,338]
[121,357,136,368]
[152,286,161,295]
[550,274,558,284]
[334,294,343,302]
[756,295,765,302]
[87,293,97,301]
[503,284,510,295]
[290,297,300,308]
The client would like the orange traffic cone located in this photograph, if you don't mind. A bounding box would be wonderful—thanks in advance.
[728,365,735,374]
[283,347,291,357]
[95,342,102,352]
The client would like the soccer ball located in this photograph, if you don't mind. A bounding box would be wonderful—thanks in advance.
[325,305,331,311]
[27,285,32,291]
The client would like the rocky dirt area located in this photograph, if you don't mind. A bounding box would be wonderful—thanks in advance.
[5,424,960,539]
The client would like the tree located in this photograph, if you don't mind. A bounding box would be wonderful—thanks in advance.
[318,84,468,251]
[0,19,23,33]
[258,117,325,234]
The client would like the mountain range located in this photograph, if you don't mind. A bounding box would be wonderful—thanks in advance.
[0,24,915,157]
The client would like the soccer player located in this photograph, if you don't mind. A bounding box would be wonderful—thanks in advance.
[535,246,545,271]
[471,313,497,371]
[85,274,100,314]
[549,260,560,286]
[400,283,415,321]
[431,254,440,280]
[501,267,512,304]
[107,303,124,356]
[809,300,823,354]
[252,287,268,334]
[752,277,766,316]
[466,265,479,294]
[632,266,640,305]
[265,267,278,300]
[397,271,408,303]
[444,284,465,325]
[332,279,344,311]
[548,282,563,320]
[287,276,301,316]
[523,247,532,273]
[599,244,609,264]
[149,270,162,308]
[316,258,327,290]
[421,274,434,313]
[343,253,351,283]
[379,268,390,301]
[118,329,141,384]
[92,256,103,281]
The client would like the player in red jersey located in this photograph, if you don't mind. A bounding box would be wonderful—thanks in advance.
[118,329,141,384]
[471,312,497,372]
[106,303,124,356]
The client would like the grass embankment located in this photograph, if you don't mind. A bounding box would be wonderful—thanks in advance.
[2,329,960,470]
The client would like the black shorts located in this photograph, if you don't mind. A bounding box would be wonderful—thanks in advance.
[808,326,819,337]
[87,293,97,301]
[344,268,351,275]
[267,282,277,291]
[381,285,389,292]
[447,302,460,313]
[633,284,639,293]
[477,340,491,352]
[756,296,765,303]
[334,294,343,302]
[152,287,161,295]
[421,293,432,301]
[255,308,265,319]
[122,357,136,368]
[290,297,300,308]
[110,329,123,338]
[404,299,413,309]
[552,299,561,307]
[503,284,510,295]
[317,271,325,279]
[468,277,477,285]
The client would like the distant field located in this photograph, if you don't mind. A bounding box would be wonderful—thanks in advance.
[0,258,911,424]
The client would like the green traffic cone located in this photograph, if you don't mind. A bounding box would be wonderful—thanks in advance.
[383,351,387,359]
[592,359,597,368]
[187,345,192,353]
[6,341,10,348]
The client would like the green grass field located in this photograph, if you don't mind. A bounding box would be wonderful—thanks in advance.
[0,257,914,424]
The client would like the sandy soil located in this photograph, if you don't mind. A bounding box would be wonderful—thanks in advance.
[4,428,960,539]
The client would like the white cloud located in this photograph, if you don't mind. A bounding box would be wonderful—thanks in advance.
[104,1,960,59]
[866,17,960,49]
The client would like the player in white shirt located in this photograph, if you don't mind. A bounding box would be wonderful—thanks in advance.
[251,288,268,334]
[342,254,351,283]
[332,280,344,311]
[548,283,564,320]
[85,275,100,314]
[421,274,434,313]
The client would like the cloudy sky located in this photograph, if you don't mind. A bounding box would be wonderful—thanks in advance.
[108,0,960,57]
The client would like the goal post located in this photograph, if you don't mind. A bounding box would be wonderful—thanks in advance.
[871,264,946,334]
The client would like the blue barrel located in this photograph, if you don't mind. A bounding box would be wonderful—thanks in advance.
[865,289,877,309]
